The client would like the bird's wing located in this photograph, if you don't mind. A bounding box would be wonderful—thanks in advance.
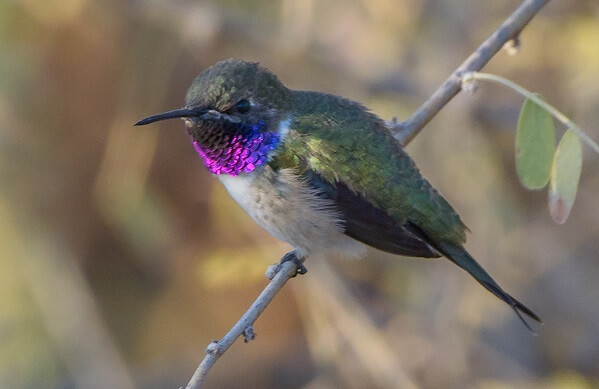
[303,170,441,257]
[271,91,467,248]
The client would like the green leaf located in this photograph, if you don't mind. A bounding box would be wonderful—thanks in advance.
[549,129,582,224]
[516,94,555,190]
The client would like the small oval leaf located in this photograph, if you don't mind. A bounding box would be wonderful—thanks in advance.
[516,95,555,190]
[549,129,582,224]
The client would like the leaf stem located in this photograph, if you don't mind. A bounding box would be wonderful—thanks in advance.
[463,71,599,154]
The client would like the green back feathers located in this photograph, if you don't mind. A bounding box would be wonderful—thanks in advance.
[273,91,467,245]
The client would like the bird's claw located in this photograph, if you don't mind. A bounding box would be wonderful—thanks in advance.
[280,251,307,277]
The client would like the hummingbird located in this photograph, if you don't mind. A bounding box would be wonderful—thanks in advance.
[136,59,541,331]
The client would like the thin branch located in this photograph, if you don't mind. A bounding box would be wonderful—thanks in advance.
[184,1,550,387]
[393,0,550,145]
[184,258,301,389]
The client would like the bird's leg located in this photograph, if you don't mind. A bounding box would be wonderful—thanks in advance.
[280,250,307,276]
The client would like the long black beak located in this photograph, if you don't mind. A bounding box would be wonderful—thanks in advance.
[134,108,206,126]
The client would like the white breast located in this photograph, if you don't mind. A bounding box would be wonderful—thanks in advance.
[218,167,366,259]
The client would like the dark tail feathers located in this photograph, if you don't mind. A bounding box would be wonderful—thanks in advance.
[436,241,542,333]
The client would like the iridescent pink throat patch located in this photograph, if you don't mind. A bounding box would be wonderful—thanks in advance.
[193,130,280,176]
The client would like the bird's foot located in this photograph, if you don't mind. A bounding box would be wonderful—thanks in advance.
[280,251,307,277]
[265,251,307,280]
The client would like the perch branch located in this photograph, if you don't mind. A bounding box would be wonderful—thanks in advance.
[184,1,550,387]
[184,259,301,389]
[393,0,550,145]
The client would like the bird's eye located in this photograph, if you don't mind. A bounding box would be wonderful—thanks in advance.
[235,99,251,114]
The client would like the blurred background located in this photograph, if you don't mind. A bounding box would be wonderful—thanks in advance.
[2,0,599,388]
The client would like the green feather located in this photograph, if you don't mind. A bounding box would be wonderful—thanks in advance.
[272,90,467,245]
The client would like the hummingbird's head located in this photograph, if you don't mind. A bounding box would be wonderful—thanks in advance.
[136,59,292,176]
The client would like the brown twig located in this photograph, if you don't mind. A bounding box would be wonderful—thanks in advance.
[184,1,550,387]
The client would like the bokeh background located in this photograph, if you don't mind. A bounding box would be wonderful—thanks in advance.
[2,1,599,388]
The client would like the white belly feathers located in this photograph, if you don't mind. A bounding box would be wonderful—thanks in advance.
[218,167,366,258]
